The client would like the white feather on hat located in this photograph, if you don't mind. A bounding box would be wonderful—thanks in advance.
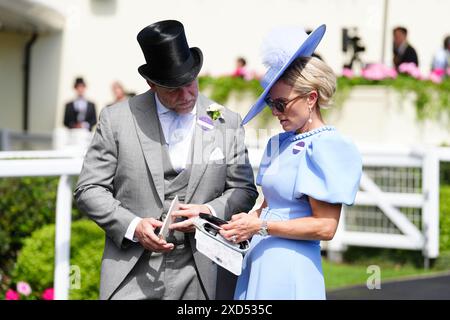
[241,24,326,125]
[260,26,309,70]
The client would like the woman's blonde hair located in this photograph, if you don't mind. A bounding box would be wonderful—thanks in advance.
[280,56,336,109]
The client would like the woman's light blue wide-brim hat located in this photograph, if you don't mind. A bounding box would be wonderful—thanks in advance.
[241,24,326,125]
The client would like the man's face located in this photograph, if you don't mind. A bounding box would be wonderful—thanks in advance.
[75,84,86,97]
[393,30,406,48]
[150,80,199,114]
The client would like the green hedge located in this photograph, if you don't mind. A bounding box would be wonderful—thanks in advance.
[198,76,274,126]
[441,161,450,185]
[197,75,450,126]
[11,219,103,300]
[198,75,450,131]
[198,75,263,104]
[0,177,84,282]
[440,185,450,252]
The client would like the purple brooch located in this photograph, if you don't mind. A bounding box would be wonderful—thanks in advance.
[292,141,305,154]
[197,116,214,131]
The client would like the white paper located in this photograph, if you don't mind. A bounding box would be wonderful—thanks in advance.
[194,224,244,276]
[158,195,179,240]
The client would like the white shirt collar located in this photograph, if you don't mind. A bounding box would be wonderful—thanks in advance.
[398,41,408,55]
[75,95,87,102]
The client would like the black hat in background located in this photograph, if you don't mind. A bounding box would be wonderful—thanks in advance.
[137,20,203,88]
[74,77,86,88]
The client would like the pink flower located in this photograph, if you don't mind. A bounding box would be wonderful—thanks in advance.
[429,72,443,84]
[361,64,383,80]
[385,68,398,79]
[431,68,445,77]
[362,68,383,80]
[16,281,32,296]
[411,68,422,79]
[398,62,415,73]
[41,288,54,300]
[361,63,397,80]
[398,62,422,79]
[342,67,354,78]
[5,289,20,300]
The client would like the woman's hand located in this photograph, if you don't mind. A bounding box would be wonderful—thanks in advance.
[219,213,262,243]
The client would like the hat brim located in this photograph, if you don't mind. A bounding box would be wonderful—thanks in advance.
[241,24,326,125]
[138,47,203,88]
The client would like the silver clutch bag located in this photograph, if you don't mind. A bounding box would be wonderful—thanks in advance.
[194,217,250,275]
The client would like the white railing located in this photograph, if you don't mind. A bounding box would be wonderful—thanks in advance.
[0,128,93,153]
[0,129,53,151]
[327,146,450,268]
[1,146,450,299]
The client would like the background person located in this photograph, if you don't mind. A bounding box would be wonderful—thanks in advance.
[63,77,97,131]
[431,35,450,74]
[393,26,419,69]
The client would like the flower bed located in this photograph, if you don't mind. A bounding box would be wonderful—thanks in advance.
[199,65,450,127]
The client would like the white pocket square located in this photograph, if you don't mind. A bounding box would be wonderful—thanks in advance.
[209,147,225,161]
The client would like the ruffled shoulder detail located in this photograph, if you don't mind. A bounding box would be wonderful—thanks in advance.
[293,131,362,205]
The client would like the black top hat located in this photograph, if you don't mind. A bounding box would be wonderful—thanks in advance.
[74,77,86,88]
[137,20,203,88]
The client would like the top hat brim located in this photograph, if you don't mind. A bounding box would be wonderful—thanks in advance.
[241,24,326,125]
[138,47,203,88]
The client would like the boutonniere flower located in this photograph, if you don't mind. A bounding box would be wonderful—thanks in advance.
[206,103,224,121]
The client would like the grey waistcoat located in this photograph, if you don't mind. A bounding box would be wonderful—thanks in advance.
[110,119,205,300]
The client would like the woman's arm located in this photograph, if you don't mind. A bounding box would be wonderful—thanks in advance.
[267,198,341,241]
[220,197,341,242]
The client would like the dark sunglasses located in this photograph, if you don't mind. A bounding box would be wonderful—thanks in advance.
[264,95,305,113]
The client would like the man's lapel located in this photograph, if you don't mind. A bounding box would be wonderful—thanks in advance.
[185,95,217,203]
[129,91,165,205]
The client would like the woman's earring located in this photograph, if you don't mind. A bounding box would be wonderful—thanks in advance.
[308,107,313,123]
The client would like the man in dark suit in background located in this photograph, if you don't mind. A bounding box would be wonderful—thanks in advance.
[393,26,419,70]
[63,77,97,131]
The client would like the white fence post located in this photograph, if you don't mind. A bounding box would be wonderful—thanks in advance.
[422,147,440,264]
[54,175,73,300]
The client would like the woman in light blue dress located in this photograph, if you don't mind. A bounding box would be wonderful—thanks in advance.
[220,25,362,300]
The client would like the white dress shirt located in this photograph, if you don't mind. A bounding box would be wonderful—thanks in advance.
[125,94,217,242]
[73,97,90,129]
[155,94,196,172]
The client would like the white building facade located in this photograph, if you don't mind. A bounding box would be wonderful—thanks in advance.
[0,0,449,137]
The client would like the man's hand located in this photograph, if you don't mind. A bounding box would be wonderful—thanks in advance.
[134,218,174,252]
[169,204,211,233]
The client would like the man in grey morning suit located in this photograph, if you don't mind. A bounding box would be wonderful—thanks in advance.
[74,20,258,300]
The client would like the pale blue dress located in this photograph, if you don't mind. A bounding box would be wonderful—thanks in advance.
[234,126,362,300]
